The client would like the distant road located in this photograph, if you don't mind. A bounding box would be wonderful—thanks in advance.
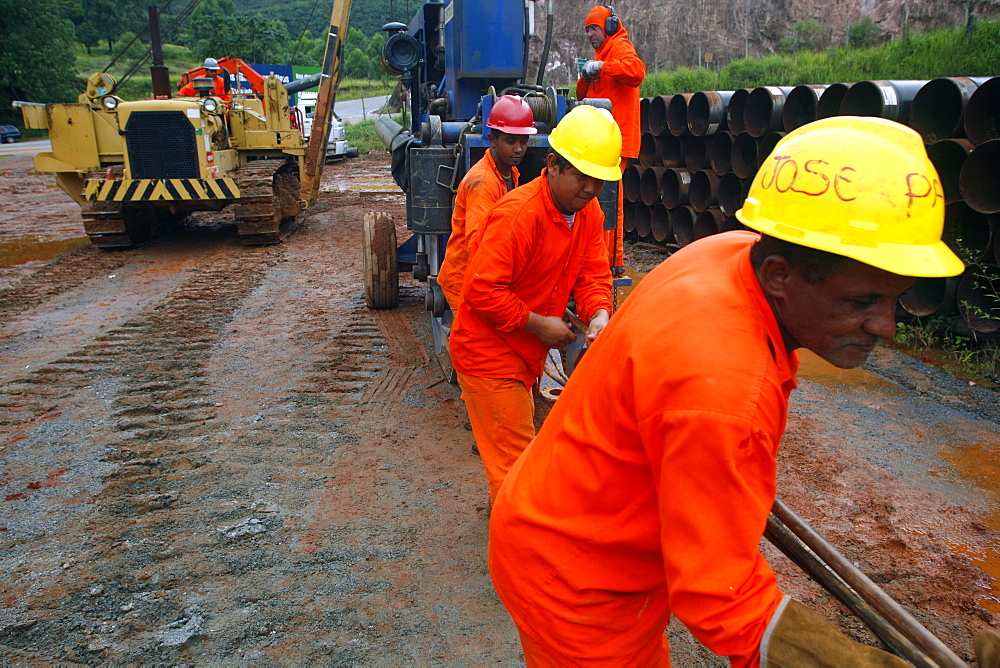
[0,139,49,158]
[335,94,392,125]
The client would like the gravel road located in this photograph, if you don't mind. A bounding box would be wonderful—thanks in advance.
[0,150,998,665]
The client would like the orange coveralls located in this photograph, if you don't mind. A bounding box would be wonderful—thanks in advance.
[577,10,645,269]
[450,171,613,501]
[437,149,519,312]
[489,231,797,665]
[179,74,231,102]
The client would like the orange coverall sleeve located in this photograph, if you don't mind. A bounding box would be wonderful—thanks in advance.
[462,210,535,333]
[576,39,646,99]
[601,40,646,87]
[462,176,507,255]
[641,409,784,666]
[571,208,613,323]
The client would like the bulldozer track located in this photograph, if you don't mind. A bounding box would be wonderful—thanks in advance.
[233,159,302,245]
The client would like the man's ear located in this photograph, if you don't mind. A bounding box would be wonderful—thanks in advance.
[757,255,793,299]
[545,152,557,175]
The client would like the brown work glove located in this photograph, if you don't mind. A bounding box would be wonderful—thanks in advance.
[976,628,1000,668]
[763,599,909,667]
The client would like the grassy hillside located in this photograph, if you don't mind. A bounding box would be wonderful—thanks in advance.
[643,19,1000,95]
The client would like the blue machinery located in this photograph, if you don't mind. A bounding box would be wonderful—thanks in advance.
[374,0,629,363]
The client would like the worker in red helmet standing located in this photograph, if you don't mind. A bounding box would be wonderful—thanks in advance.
[450,105,618,504]
[577,5,645,275]
[437,95,536,313]
[487,117,999,665]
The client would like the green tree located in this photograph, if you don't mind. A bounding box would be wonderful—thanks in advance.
[345,26,368,54]
[0,0,79,118]
[848,17,881,48]
[189,2,294,64]
[79,0,147,54]
[345,47,370,79]
[366,32,387,79]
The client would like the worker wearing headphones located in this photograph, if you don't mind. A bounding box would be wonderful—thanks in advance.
[578,5,646,276]
[450,105,618,504]
[487,117,998,665]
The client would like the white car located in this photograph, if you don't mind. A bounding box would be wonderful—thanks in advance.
[296,92,352,158]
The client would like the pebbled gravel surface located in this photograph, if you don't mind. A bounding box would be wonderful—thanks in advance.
[0,150,997,665]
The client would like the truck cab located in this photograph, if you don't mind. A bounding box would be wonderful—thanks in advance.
[296,92,350,158]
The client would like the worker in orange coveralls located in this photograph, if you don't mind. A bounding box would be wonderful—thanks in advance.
[577,5,645,275]
[437,95,536,313]
[488,116,1000,666]
[449,105,619,504]
[178,57,232,102]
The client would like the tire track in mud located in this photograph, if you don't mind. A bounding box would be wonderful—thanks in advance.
[0,244,286,658]
[2,166,515,663]
[0,246,132,327]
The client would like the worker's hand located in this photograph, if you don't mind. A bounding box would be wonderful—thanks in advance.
[525,312,577,347]
[763,599,908,667]
[586,309,609,343]
[976,628,1000,668]
[582,60,604,80]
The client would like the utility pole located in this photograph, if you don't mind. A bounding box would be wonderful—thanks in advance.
[148,6,171,98]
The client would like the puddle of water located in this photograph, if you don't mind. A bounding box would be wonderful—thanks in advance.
[796,349,900,391]
[933,432,1000,612]
[324,175,400,193]
[614,266,645,306]
[0,235,90,269]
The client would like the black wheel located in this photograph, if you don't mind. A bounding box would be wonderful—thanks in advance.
[363,211,398,309]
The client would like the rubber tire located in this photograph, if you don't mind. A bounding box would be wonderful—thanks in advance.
[363,211,399,309]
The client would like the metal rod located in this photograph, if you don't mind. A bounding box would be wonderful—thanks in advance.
[765,512,936,667]
[771,498,967,667]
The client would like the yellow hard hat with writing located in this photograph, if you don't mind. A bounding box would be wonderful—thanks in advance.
[737,116,963,278]
[549,105,622,181]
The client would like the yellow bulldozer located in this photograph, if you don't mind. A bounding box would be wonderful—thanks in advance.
[15,1,352,249]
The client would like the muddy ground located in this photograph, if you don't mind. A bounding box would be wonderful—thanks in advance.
[1,149,998,665]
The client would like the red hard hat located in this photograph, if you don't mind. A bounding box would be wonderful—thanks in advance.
[486,95,538,135]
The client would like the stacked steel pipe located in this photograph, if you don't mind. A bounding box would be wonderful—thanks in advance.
[624,77,1000,336]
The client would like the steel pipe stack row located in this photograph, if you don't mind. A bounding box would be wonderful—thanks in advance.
[626,77,1000,336]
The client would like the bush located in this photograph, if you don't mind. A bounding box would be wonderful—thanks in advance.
[848,17,881,49]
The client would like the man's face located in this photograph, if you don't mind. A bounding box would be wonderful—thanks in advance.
[585,24,606,50]
[546,153,605,214]
[767,258,914,369]
[489,132,529,172]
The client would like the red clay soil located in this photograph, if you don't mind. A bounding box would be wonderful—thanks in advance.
[0,149,997,664]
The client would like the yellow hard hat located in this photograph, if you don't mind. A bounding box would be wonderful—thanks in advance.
[736,116,964,278]
[549,105,622,181]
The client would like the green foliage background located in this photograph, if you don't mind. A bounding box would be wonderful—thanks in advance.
[642,20,1000,95]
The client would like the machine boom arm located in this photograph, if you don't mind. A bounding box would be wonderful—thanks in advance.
[300,0,353,207]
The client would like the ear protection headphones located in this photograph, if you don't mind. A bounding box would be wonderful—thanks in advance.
[604,5,620,35]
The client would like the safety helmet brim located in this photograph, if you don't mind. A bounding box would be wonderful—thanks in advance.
[553,149,622,181]
[487,123,537,135]
[736,204,965,278]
